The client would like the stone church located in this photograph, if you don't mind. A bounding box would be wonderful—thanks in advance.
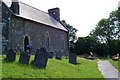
[0,0,69,54]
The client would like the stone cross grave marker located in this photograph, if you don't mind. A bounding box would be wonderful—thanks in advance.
[32,47,49,68]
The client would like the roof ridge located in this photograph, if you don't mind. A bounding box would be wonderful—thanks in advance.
[2,0,68,32]
[19,1,49,15]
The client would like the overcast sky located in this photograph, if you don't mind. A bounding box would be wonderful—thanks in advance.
[4,0,119,37]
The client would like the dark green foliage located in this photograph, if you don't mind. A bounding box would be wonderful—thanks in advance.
[61,20,78,42]
[88,7,120,56]
[4,49,16,62]
[75,36,97,55]
[75,7,120,57]
[61,20,78,53]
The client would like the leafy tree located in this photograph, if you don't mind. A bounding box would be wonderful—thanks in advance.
[108,9,120,54]
[61,20,78,53]
[75,36,97,55]
[109,8,120,39]
[89,7,120,56]
[61,20,78,42]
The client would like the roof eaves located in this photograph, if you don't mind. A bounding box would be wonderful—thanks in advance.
[13,14,68,32]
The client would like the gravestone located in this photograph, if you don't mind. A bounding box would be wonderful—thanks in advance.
[4,49,16,62]
[48,52,54,59]
[48,48,54,59]
[69,53,77,64]
[55,50,62,60]
[31,47,49,68]
[19,51,31,64]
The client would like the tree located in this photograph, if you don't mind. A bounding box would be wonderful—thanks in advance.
[73,7,120,56]
[109,8,120,39]
[90,19,115,55]
[75,36,97,55]
[109,7,120,54]
[89,7,120,56]
[61,20,78,53]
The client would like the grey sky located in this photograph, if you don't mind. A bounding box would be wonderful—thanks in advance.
[3,0,119,37]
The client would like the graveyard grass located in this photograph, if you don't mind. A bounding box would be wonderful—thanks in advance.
[109,59,120,72]
[2,55,104,78]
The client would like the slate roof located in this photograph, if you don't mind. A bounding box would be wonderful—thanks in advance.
[4,1,68,32]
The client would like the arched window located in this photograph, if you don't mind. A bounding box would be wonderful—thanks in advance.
[23,35,31,51]
[44,32,50,48]
[24,36,29,51]
[47,36,50,47]
[60,35,65,50]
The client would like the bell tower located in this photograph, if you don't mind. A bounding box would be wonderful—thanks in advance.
[48,7,60,22]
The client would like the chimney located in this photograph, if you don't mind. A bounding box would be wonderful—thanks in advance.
[48,7,60,22]
[10,0,19,15]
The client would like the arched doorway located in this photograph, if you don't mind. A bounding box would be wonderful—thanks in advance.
[24,36,29,51]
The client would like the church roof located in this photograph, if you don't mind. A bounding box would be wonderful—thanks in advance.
[4,1,68,32]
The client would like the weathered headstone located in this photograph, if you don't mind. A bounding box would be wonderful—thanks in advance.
[19,51,31,64]
[31,47,49,68]
[4,49,16,62]
[55,50,62,60]
[69,53,77,64]
[48,48,54,59]
[48,52,54,59]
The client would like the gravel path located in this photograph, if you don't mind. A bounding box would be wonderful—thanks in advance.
[98,60,120,80]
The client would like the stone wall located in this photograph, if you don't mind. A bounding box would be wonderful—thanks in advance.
[0,1,2,54]
[9,15,68,54]
[2,2,11,52]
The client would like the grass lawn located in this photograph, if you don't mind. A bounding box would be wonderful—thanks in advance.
[0,55,2,78]
[2,55,104,78]
[109,59,120,72]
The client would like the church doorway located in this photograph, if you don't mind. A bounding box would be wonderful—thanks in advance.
[24,36,29,51]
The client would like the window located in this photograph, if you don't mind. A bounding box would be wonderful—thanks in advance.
[47,36,50,47]
[44,31,50,48]
[61,35,65,49]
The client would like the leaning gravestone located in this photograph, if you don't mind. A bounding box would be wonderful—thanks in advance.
[31,47,49,68]
[4,49,16,62]
[69,53,77,64]
[19,51,31,64]
[55,50,62,60]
